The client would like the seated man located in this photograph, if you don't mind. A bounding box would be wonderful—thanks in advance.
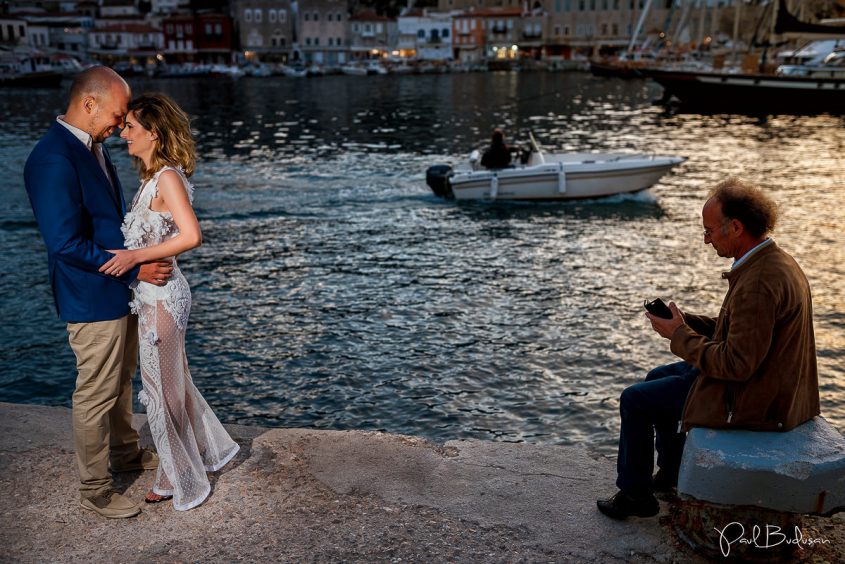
[480,128,513,169]
[597,177,820,520]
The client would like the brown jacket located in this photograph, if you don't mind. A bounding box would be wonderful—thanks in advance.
[671,241,819,431]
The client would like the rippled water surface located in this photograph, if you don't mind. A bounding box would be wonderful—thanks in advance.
[1,73,843,454]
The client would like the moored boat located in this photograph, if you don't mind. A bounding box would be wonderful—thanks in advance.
[340,63,368,76]
[645,68,845,114]
[644,1,845,114]
[0,47,72,88]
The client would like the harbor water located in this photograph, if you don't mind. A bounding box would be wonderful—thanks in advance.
[1,72,843,455]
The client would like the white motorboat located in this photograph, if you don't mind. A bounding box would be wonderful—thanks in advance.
[426,135,685,201]
[340,63,368,76]
[280,64,308,78]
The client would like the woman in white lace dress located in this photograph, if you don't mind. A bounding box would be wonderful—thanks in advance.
[99,93,239,510]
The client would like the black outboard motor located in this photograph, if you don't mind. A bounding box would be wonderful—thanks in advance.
[425,165,454,199]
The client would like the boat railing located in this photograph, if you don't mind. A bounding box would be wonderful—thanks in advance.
[608,153,652,162]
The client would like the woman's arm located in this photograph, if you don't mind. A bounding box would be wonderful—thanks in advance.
[99,170,202,277]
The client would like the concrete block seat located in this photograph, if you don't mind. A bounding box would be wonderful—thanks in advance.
[678,416,845,515]
[673,416,845,559]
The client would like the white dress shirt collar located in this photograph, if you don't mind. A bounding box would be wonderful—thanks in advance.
[732,238,773,270]
[56,116,93,150]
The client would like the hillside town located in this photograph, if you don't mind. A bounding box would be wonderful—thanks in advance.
[5,0,834,76]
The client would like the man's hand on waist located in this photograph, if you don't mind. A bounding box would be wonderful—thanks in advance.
[136,260,173,287]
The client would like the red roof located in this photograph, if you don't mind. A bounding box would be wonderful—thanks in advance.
[350,9,393,22]
[95,23,159,33]
[98,15,146,20]
[456,8,523,18]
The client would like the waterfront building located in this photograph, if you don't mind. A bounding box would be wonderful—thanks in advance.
[233,0,296,63]
[99,0,139,18]
[347,9,396,61]
[439,0,750,63]
[396,8,455,61]
[297,0,348,66]
[451,10,484,63]
[88,23,164,65]
[162,12,235,63]
[27,23,50,49]
[480,7,524,66]
[96,0,153,39]
[0,17,28,46]
[13,11,94,55]
[452,7,523,65]
[162,14,196,60]
[150,0,185,14]
[521,3,546,63]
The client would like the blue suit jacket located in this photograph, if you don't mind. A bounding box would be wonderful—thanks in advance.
[24,121,140,322]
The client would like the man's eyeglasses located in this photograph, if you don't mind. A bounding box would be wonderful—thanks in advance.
[703,220,731,239]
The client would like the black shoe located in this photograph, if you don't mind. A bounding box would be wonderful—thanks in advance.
[652,468,678,493]
[597,490,660,520]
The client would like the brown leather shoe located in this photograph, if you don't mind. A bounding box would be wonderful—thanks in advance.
[80,490,141,519]
[111,448,159,472]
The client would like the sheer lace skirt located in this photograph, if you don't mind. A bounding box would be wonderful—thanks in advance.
[135,284,239,511]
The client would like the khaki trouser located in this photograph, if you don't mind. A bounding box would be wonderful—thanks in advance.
[67,315,140,498]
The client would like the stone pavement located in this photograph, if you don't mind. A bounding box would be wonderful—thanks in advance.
[1,402,841,562]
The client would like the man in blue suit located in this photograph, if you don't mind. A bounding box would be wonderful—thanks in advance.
[25,67,172,519]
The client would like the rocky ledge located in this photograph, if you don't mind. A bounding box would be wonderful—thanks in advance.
[1,402,841,562]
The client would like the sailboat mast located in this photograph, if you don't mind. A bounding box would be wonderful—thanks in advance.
[731,0,743,67]
[627,0,655,56]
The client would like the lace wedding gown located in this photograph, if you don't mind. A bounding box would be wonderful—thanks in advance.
[123,166,239,511]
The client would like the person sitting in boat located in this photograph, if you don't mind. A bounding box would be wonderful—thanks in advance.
[480,129,514,169]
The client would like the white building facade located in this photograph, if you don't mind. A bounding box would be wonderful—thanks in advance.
[397,10,455,61]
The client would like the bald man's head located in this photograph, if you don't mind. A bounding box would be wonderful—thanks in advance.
[64,66,131,143]
[68,66,128,105]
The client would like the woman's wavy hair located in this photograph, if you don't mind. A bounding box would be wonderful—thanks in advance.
[127,93,196,180]
[709,177,779,238]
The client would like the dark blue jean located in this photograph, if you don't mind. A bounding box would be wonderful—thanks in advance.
[615,361,700,496]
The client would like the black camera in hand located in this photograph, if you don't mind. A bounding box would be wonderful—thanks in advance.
[644,298,673,319]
